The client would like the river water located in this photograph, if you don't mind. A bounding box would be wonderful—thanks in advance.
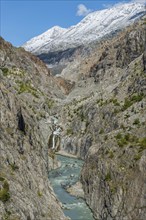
[49,155,94,220]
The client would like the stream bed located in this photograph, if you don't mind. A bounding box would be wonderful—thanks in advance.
[49,155,94,220]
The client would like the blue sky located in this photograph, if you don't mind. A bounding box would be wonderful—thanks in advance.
[0,0,142,46]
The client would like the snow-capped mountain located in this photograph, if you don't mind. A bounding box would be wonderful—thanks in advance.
[23,2,145,55]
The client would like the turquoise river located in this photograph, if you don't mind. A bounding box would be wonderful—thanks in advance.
[49,155,94,220]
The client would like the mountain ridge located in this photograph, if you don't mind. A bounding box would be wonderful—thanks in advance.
[23,2,145,55]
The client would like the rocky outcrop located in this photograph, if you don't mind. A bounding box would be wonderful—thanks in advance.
[54,77,75,95]
[89,19,145,82]
[0,37,67,220]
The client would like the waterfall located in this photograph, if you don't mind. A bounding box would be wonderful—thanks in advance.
[52,134,55,149]
[45,115,62,150]
[52,127,62,149]
[51,116,62,150]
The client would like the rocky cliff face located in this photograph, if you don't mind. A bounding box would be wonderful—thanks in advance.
[0,38,67,220]
[56,18,146,219]
[80,53,146,219]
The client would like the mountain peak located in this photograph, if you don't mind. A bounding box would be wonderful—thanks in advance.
[51,25,66,30]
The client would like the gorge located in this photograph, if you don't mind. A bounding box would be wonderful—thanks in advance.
[0,2,146,220]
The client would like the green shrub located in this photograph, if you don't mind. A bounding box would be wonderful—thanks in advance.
[37,190,43,197]
[96,99,101,104]
[117,138,127,147]
[110,185,117,194]
[10,163,19,171]
[124,133,130,141]
[113,108,120,114]
[80,112,85,121]
[1,67,26,78]
[0,189,10,202]
[18,82,39,98]
[124,114,130,118]
[0,180,10,202]
[120,124,125,130]
[97,99,107,106]
[133,118,140,125]
[130,135,138,143]
[115,133,122,140]
[90,162,97,170]
[104,135,108,141]
[1,67,9,76]
[0,176,5,181]
[109,151,114,159]
[122,98,132,111]
[122,93,144,111]
[131,107,135,112]
[85,120,90,128]
[115,133,140,148]
[3,180,9,191]
[105,172,112,181]
[134,153,142,161]
[99,128,104,134]
[139,137,146,151]
[131,94,144,102]
[46,99,54,109]
[112,99,120,106]
[127,126,132,131]
[66,128,73,135]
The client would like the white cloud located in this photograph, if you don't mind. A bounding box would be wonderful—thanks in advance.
[76,4,92,17]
